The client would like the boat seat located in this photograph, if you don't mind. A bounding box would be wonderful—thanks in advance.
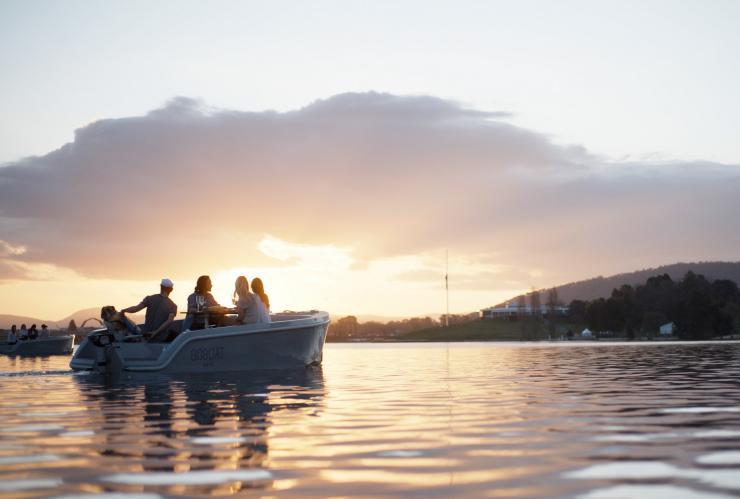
[147,319,184,343]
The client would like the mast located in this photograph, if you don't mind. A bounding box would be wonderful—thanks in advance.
[445,250,449,328]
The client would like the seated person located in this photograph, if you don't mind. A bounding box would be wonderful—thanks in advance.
[7,325,17,344]
[251,277,271,323]
[101,306,141,336]
[232,275,261,324]
[28,324,38,340]
[121,278,177,341]
[182,275,221,331]
[40,324,50,339]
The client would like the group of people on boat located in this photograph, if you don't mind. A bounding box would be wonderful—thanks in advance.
[6,324,50,344]
[119,274,271,342]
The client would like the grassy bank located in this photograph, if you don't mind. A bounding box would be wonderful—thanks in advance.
[397,318,585,342]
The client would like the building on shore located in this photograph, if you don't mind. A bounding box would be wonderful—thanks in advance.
[480,303,569,319]
[659,322,675,337]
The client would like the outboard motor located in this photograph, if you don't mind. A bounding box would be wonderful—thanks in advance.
[86,330,124,374]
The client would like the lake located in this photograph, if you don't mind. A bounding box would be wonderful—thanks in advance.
[1,342,739,498]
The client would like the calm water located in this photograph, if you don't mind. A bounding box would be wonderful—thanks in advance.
[1,342,740,498]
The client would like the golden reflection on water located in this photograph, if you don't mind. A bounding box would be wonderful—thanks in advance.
[1,342,740,497]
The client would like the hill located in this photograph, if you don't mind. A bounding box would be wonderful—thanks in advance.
[501,261,740,306]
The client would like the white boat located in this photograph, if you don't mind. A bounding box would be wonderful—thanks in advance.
[70,311,330,374]
[1,336,75,356]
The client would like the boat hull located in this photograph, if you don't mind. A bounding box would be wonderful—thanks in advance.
[0,336,74,356]
[70,312,329,373]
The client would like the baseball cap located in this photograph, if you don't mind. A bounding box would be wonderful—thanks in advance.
[160,278,174,288]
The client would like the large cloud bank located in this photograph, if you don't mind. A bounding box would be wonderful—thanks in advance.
[1,92,738,284]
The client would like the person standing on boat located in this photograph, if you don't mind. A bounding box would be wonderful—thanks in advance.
[251,277,271,323]
[7,325,17,344]
[121,278,178,341]
[182,275,221,331]
[233,276,260,324]
[19,324,28,341]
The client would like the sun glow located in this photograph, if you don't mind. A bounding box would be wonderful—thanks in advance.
[257,235,354,270]
[0,235,525,322]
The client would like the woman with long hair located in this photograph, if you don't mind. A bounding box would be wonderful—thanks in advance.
[250,277,271,323]
[182,275,220,331]
[232,275,260,324]
[7,325,17,344]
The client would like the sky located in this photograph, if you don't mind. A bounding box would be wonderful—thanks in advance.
[1,0,739,320]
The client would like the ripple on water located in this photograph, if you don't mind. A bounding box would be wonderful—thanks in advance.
[592,433,681,443]
[693,430,740,439]
[696,451,740,465]
[100,469,274,486]
[0,478,64,492]
[0,444,26,449]
[693,469,740,490]
[53,494,163,499]
[0,423,64,433]
[24,411,76,417]
[190,436,247,445]
[4,341,740,497]
[376,450,426,457]
[61,430,95,437]
[564,461,681,479]
[660,407,740,414]
[581,484,735,499]
[0,454,62,465]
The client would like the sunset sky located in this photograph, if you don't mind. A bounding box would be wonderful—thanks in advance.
[1,1,739,320]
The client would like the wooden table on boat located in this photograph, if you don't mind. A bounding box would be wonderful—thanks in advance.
[181,307,237,328]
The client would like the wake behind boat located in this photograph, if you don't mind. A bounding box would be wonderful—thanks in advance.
[70,311,330,374]
[1,336,75,356]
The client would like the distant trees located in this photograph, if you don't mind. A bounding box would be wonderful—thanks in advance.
[443,313,479,326]
[545,287,561,339]
[332,316,359,338]
[523,287,542,340]
[570,271,740,339]
[568,300,587,324]
[327,314,469,340]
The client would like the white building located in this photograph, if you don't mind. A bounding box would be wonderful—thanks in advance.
[659,322,675,336]
[480,303,569,319]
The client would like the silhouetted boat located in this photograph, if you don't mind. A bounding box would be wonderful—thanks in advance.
[1,336,74,356]
[70,311,330,374]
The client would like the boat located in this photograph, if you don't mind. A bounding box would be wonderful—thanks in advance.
[70,310,330,374]
[1,336,75,356]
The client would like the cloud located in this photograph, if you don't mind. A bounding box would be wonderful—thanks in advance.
[0,91,738,286]
[257,235,353,270]
[0,240,26,258]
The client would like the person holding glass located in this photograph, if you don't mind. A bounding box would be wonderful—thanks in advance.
[182,275,220,331]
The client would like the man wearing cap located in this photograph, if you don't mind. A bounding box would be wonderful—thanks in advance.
[121,278,178,342]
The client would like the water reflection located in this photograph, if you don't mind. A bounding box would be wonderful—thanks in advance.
[65,368,324,496]
[0,368,325,496]
[2,343,740,497]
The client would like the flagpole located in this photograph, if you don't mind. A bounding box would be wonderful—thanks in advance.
[445,250,449,328]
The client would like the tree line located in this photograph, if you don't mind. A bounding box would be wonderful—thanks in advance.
[328,313,479,340]
[568,271,740,339]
